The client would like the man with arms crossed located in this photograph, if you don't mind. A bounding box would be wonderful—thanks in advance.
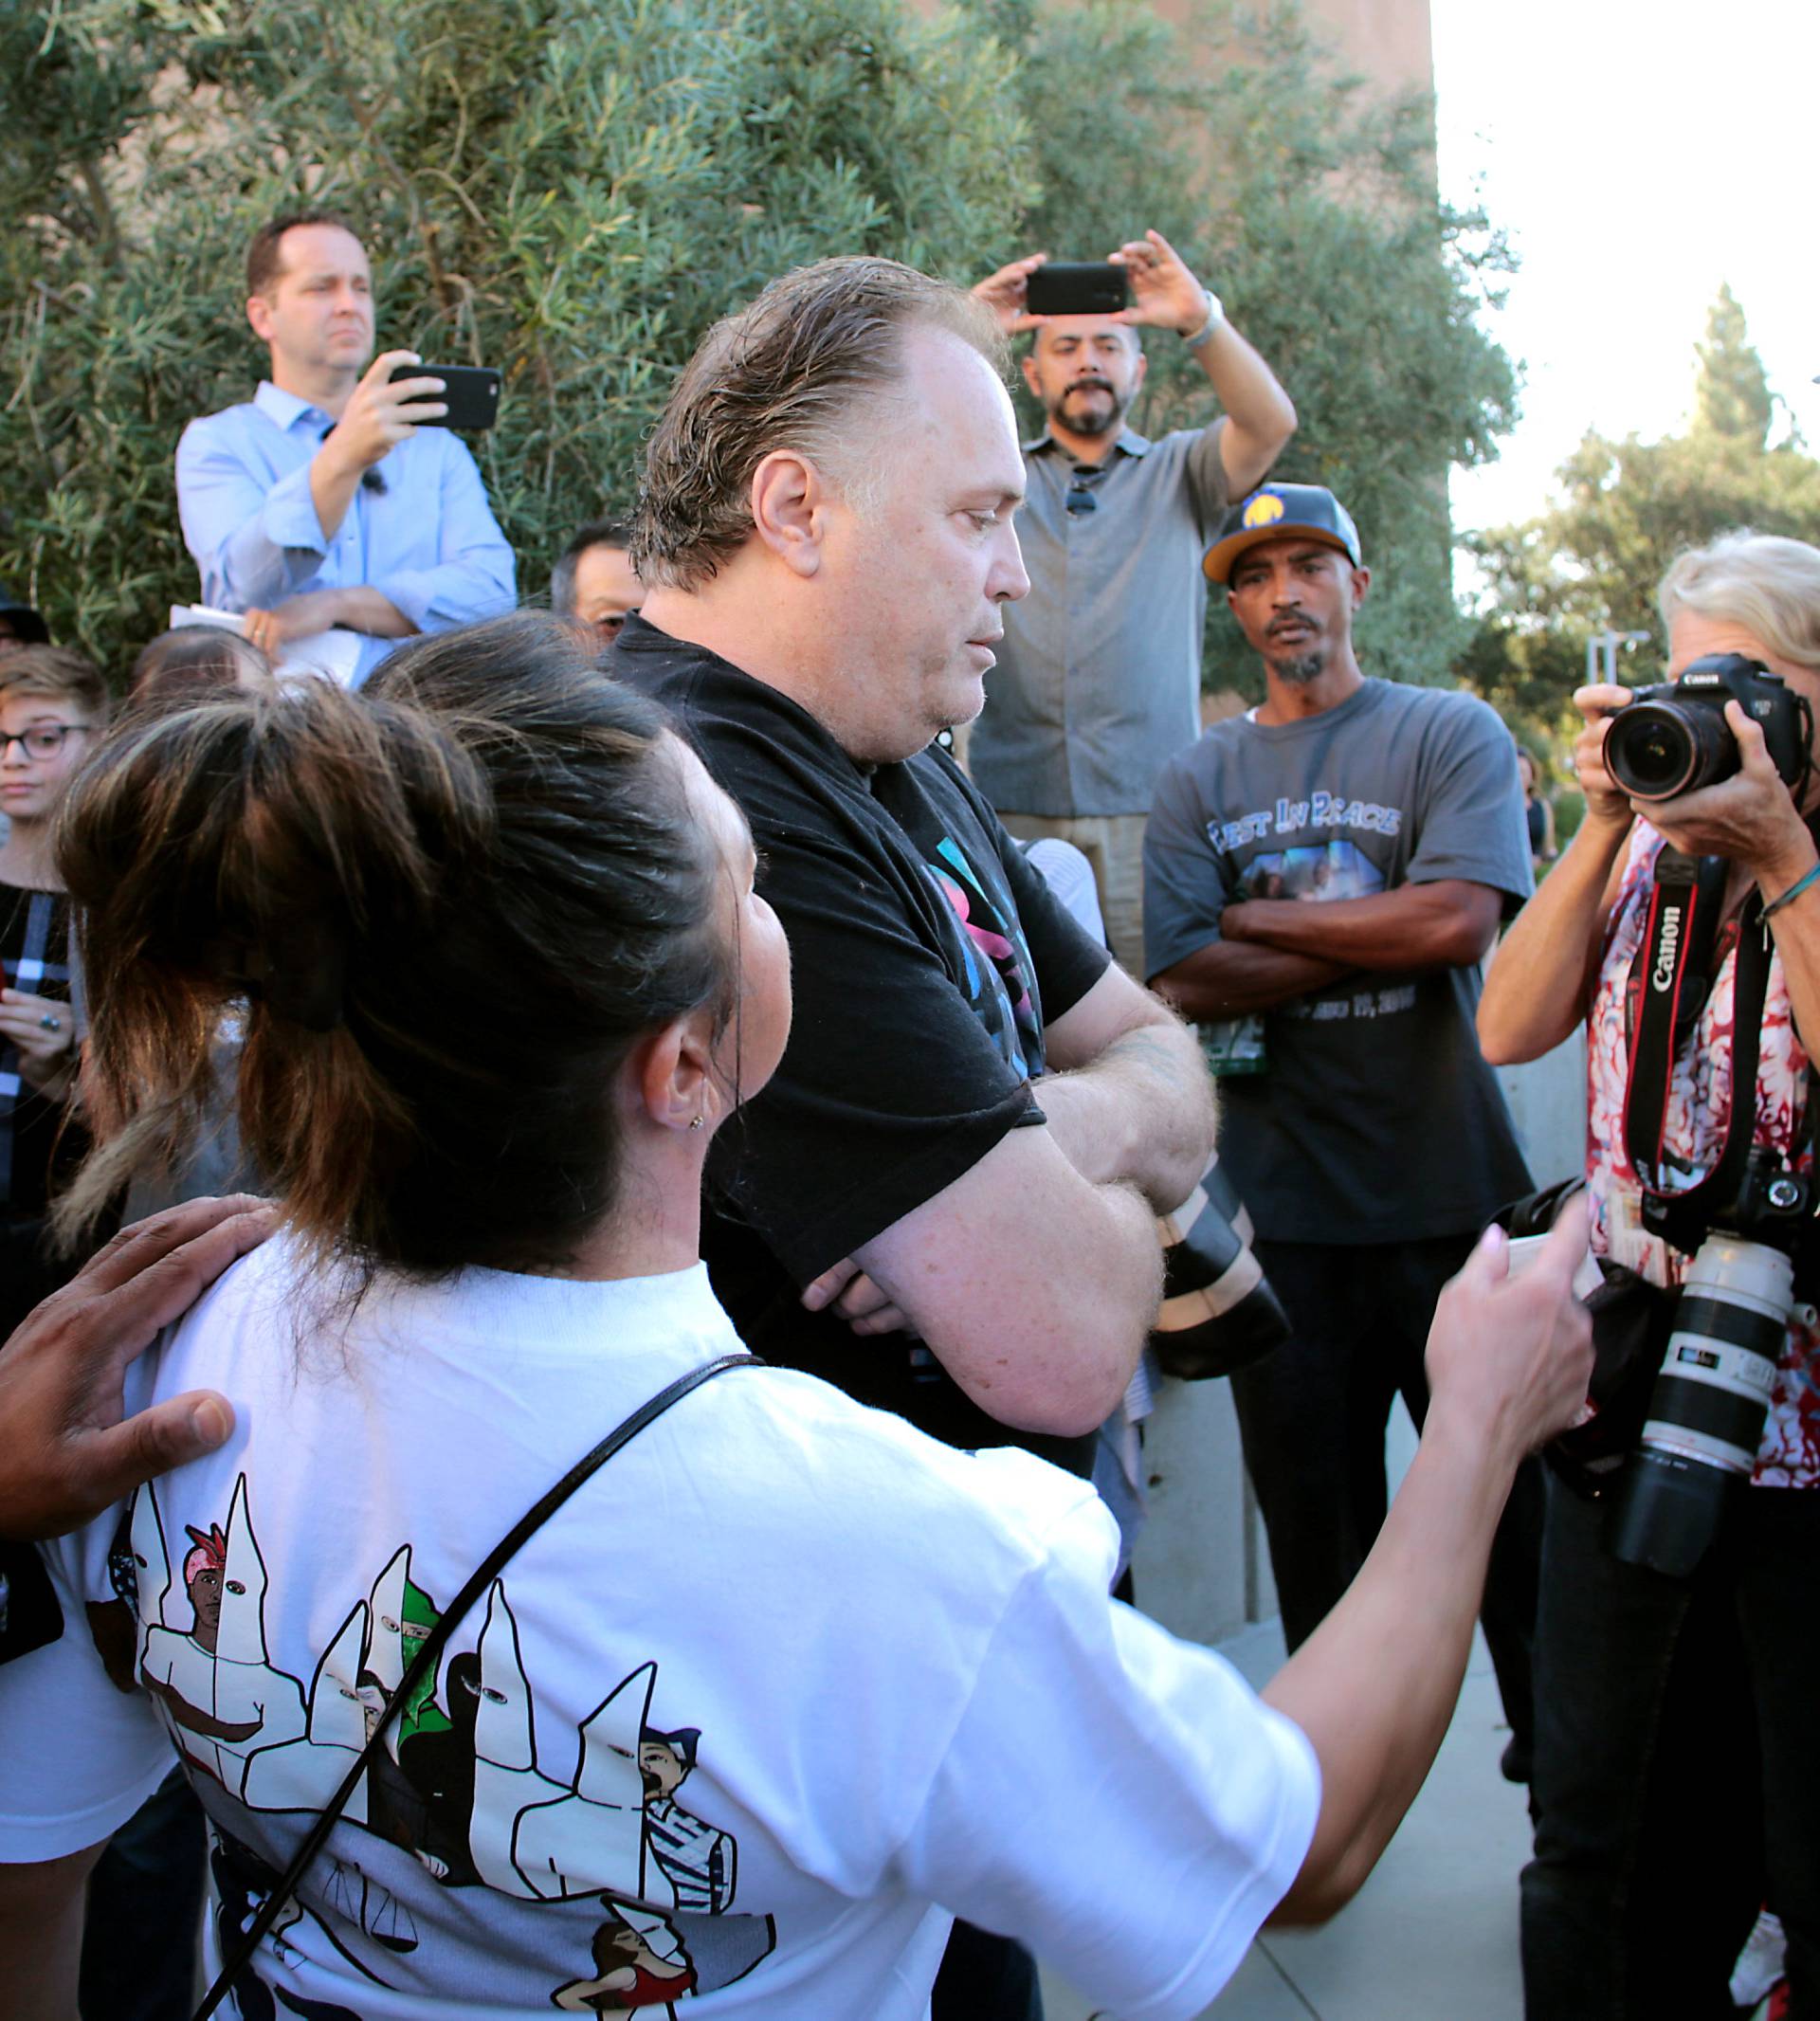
[966,230,1297,971]
[176,211,515,684]
[617,258,1218,2018]
[1144,483,1544,1773]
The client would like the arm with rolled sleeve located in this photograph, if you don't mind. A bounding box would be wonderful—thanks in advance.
[176,415,330,611]
[374,432,516,635]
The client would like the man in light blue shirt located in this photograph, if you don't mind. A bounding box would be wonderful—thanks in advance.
[176,210,515,684]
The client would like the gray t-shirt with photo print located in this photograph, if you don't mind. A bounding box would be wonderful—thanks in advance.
[1143,678,1535,1244]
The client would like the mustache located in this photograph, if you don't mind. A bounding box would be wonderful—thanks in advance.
[1065,377,1115,394]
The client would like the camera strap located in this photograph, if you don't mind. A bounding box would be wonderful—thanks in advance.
[1622,847,1770,1253]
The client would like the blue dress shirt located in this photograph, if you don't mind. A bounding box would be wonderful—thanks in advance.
[175,380,517,683]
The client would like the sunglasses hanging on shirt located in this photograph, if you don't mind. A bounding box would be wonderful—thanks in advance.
[318,423,388,494]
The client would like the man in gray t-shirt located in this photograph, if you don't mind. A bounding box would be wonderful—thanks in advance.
[1144,483,1543,1774]
[966,230,1297,972]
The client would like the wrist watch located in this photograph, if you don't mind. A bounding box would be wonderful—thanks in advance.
[1181,287,1226,350]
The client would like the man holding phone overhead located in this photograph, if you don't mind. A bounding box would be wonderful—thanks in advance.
[176,211,515,684]
[968,230,1298,971]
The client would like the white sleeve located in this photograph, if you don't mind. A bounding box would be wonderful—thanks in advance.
[0,1545,171,1863]
[891,1502,1320,2021]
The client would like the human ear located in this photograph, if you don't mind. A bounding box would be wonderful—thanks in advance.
[1019,349,1044,399]
[749,452,827,581]
[1350,565,1372,611]
[1130,346,1148,393]
[634,1009,719,1137]
[246,295,275,344]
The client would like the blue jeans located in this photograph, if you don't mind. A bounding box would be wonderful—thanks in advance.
[1521,1472,1820,2018]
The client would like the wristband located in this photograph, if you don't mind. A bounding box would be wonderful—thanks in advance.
[1181,288,1226,350]
[1761,862,1820,920]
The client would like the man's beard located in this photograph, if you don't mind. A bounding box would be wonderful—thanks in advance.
[1051,377,1125,438]
[1269,648,1325,685]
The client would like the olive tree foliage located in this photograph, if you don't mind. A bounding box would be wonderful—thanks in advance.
[1464,286,1820,737]
[972,0,1519,697]
[2,0,1518,692]
[0,0,1037,665]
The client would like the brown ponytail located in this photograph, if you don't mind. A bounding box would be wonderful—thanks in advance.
[59,612,727,1277]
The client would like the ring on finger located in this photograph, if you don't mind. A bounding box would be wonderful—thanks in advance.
[38,1013,60,1031]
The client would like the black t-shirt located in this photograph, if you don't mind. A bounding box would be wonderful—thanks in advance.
[612,617,1112,1472]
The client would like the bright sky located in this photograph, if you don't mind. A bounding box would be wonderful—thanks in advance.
[1431,0,1820,548]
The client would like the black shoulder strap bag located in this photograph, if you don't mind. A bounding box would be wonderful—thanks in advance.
[191,1349,760,2021]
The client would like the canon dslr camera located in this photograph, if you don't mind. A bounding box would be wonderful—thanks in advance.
[1605,651,1811,804]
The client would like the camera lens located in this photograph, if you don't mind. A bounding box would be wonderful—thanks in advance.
[1606,1233,1791,1577]
[1607,700,1738,802]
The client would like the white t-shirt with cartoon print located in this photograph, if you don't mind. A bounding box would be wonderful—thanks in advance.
[0,1236,1319,2021]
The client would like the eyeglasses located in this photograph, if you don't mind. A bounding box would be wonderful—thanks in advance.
[1065,473,1101,518]
[0,723,89,760]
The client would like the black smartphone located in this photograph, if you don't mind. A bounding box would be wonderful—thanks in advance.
[388,362,501,431]
[1024,262,1129,317]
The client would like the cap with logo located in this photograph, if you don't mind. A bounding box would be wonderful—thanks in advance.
[0,584,48,646]
[1202,483,1362,585]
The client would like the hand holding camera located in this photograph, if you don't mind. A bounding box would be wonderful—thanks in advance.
[1577,654,1818,889]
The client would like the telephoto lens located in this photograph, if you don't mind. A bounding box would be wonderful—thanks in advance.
[1605,1232,1792,1575]
[1606,697,1739,802]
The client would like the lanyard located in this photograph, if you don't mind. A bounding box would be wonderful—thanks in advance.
[1620,847,1770,1255]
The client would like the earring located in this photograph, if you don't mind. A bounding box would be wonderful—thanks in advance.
[689,1114,704,1131]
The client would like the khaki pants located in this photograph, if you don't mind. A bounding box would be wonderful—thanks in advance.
[998,810,1150,976]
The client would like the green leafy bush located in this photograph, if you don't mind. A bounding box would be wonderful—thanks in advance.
[2,0,1513,693]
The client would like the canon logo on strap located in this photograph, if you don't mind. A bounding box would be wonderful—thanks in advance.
[1652,902,1684,993]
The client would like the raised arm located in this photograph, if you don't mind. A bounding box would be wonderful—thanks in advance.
[1264,1207,1593,1919]
[1111,229,1296,494]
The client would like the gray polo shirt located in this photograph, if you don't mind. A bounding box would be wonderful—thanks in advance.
[969,421,1230,819]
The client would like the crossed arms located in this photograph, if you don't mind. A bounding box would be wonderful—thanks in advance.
[1150,879,1504,1019]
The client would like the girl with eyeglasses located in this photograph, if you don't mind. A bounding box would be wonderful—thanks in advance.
[0,645,104,1333]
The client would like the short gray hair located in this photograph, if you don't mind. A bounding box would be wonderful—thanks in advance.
[631,257,1007,592]
[1659,533,1820,670]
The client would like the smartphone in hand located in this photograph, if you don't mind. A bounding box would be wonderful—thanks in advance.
[388,363,501,431]
[1025,263,1130,317]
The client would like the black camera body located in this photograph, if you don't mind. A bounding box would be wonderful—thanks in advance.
[1604,652,1811,804]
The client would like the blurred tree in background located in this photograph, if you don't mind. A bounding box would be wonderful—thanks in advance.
[2,0,1515,690]
[1464,285,1820,761]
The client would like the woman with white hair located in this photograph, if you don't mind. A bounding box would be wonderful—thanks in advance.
[1481,533,1820,2018]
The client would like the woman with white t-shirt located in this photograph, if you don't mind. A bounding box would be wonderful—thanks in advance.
[0,611,1591,2021]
